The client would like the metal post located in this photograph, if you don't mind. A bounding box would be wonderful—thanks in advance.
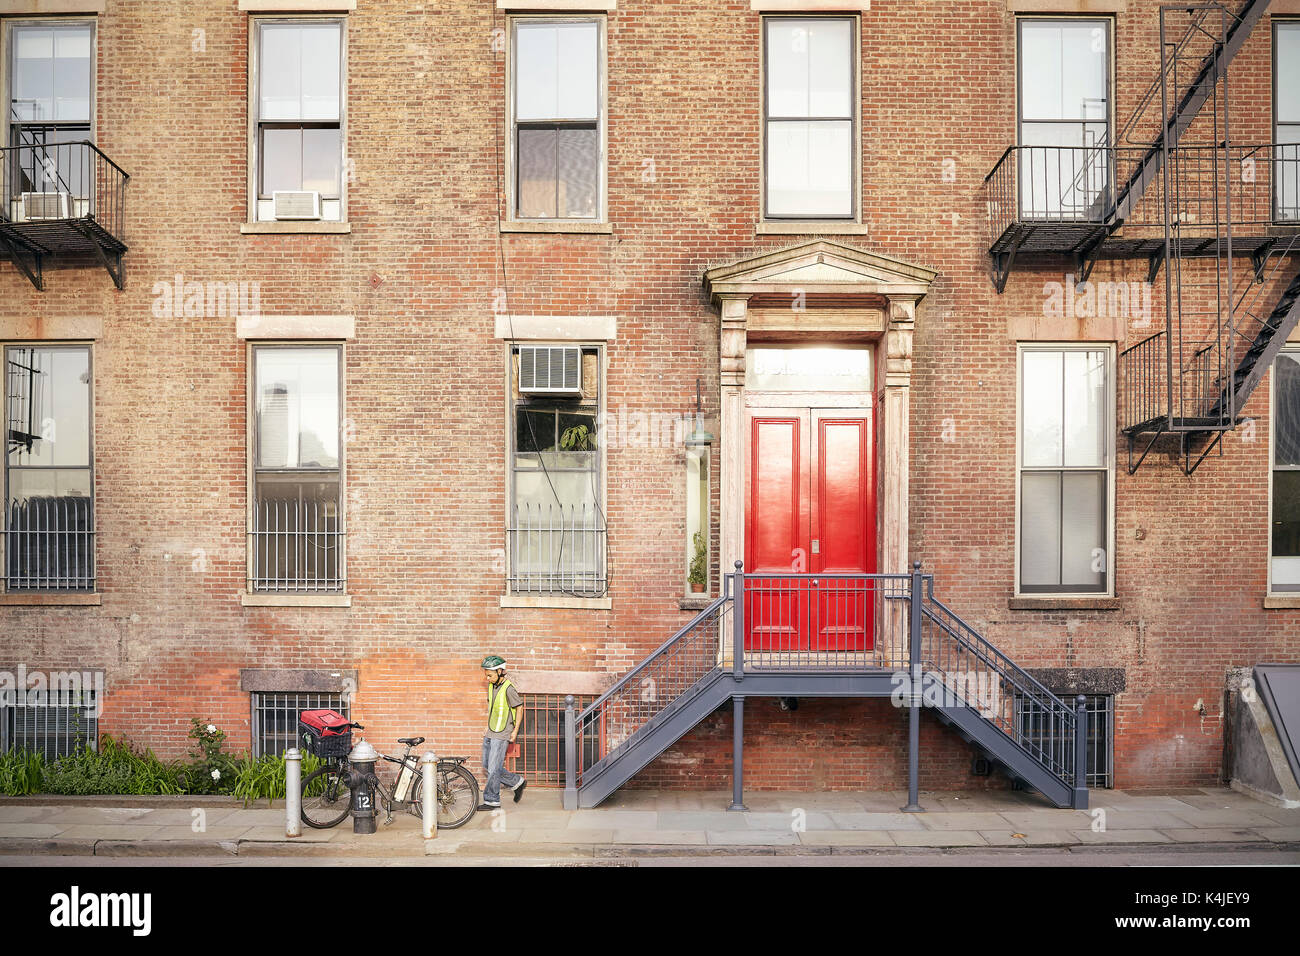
[420,751,437,839]
[902,560,925,812]
[728,695,747,811]
[284,747,302,838]
[563,694,578,810]
[732,560,745,680]
[1073,694,1090,810]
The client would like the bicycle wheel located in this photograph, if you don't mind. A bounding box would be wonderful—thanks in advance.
[300,764,352,829]
[410,761,479,829]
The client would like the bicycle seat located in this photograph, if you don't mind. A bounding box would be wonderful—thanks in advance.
[398,736,425,747]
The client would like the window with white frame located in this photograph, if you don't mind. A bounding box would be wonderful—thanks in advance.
[763,16,855,219]
[249,345,344,592]
[4,345,94,592]
[1275,20,1300,222]
[6,19,94,206]
[251,18,344,222]
[508,345,606,596]
[1018,346,1112,595]
[1271,350,1300,591]
[1017,18,1111,220]
[509,17,604,221]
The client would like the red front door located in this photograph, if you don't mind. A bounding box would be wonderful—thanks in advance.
[745,408,876,652]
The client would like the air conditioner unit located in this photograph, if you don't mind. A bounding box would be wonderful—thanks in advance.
[19,191,71,221]
[518,345,582,396]
[272,190,322,221]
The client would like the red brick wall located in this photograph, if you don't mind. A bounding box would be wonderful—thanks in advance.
[1,0,1297,795]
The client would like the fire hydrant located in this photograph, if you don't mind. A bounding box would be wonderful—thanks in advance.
[346,739,380,835]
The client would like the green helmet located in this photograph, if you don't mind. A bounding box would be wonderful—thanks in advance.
[481,655,507,670]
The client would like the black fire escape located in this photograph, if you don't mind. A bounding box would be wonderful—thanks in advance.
[984,0,1300,474]
[0,121,129,290]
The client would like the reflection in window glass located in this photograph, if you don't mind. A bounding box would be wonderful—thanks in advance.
[765,18,853,218]
[255,348,339,469]
[1019,348,1110,593]
[1276,23,1300,221]
[1272,353,1300,590]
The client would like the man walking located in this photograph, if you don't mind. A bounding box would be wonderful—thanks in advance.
[479,655,527,810]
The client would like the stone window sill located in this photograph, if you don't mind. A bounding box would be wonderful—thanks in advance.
[756,220,868,236]
[241,221,351,235]
[679,596,714,611]
[500,594,612,610]
[1264,595,1300,609]
[241,593,352,608]
[499,220,613,235]
[0,593,100,606]
[1008,596,1120,611]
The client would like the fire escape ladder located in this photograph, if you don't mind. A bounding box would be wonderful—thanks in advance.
[564,570,1088,810]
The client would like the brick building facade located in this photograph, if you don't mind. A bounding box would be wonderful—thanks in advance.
[2,0,1299,798]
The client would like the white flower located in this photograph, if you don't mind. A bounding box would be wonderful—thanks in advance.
[210,769,221,781]
[206,724,217,734]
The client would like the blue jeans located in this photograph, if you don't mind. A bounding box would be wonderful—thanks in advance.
[481,736,524,807]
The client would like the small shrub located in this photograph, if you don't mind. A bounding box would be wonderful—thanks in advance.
[0,749,45,795]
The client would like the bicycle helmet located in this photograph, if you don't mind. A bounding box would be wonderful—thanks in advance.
[481,655,507,670]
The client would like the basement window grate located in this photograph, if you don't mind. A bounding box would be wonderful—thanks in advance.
[515,694,596,786]
[0,685,99,760]
[251,690,351,758]
[1016,692,1114,789]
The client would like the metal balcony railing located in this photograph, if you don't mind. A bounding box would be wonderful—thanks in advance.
[0,141,129,289]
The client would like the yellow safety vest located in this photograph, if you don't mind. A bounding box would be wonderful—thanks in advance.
[488,678,517,733]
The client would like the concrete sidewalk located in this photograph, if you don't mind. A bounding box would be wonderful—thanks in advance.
[2,787,1299,860]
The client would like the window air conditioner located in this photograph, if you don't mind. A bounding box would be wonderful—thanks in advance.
[272,190,322,221]
[19,191,71,221]
[518,346,582,396]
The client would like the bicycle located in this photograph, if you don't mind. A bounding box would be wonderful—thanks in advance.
[299,724,480,830]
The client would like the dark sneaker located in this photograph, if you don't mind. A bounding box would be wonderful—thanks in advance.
[477,803,500,811]
[513,779,528,804]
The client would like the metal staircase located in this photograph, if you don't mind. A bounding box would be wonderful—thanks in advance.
[1116,2,1300,473]
[561,565,1090,810]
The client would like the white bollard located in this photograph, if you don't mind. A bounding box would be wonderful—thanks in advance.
[420,751,438,840]
[285,748,302,838]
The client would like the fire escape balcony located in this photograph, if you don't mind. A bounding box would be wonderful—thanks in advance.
[0,141,129,291]
[983,142,1300,292]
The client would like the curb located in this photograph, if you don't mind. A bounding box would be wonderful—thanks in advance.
[0,837,1294,859]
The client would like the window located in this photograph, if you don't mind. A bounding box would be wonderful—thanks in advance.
[6,20,94,205]
[4,345,93,592]
[508,345,606,596]
[763,17,855,219]
[1016,692,1113,788]
[251,690,350,758]
[1275,21,1300,221]
[252,19,344,221]
[249,345,344,592]
[1271,351,1300,591]
[514,693,595,785]
[1017,346,1112,595]
[1017,18,1111,219]
[509,17,604,221]
[1,682,99,760]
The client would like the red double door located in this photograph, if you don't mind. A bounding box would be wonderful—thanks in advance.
[744,408,876,652]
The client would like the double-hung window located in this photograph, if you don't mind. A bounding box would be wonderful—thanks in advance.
[251,19,344,222]
[508,345,606,596]
[1270,350,1300,591]
[6,20,94,214]
[3,345,94,592]
[1275,21,1300,222]
[1018,346,1112,595]
[1017,18,1111,220]
[510,17,604,222]
[763,16,855,219]
[249,345,344,592]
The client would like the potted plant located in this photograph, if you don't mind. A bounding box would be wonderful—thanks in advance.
[688,531,708,593]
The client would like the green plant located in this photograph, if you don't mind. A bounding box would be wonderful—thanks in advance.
[560,423,597,451]
[0,749,45,795]
[688,530,708,589]
[232,751,324,806]
[180,719,238,795]
[40,735,185,796]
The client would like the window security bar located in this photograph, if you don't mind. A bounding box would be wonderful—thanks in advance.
[508,502,607,597]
